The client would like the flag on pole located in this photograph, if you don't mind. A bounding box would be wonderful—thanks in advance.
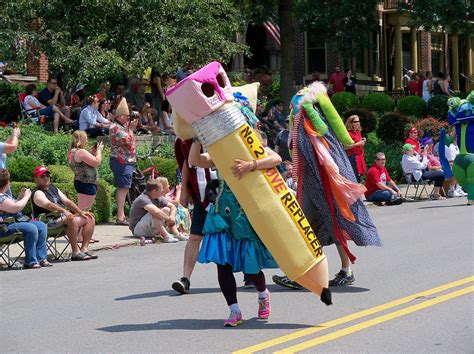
[263,20,281,48]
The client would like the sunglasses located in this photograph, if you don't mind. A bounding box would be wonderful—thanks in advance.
[352,120,360,123]
[376,158,386,161]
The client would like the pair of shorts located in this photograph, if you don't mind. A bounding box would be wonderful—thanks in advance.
[74,180,97,196]
[38,106,54,118]
[133,213,158,237]
[190,201,208,236]
[109,158,134,189]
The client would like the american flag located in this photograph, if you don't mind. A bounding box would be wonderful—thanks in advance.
[263,20,281,48]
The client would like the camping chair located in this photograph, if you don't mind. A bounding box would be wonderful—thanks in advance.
[18,93,41,123]
[38,212,69,260]
[403,173,433,199]
[0,217,25,268]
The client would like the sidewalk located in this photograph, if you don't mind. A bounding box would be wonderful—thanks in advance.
[1,224,140,268]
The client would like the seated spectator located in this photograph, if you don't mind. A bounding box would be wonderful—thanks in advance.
[282,160,296,191]
[79,95,111,137]
[158,177,191,236]
[111,83,126,112]
[125,78,146,112]
[39,76,71,120]
[138,102,160,134]
[31,166,98,261]
[97,80,112,100]
[268,101,286,131]
[160,104,175,135]
[70,83,87,120]
[365,152,403,206]
[404,127,420,153]
[401,144,445,200]
[0,169,50,269]
[128,179,188,242]
[98,98,113,122]
[23,84,73,133]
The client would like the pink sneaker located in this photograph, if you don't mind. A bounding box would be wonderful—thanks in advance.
[224,311,243,327]
[258,290,271,319]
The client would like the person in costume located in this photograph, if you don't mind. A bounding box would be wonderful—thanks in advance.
[273,83,382,289]
[190,115,281,326]
[447,92,474,205]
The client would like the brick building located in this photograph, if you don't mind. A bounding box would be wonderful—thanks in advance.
[233,1,473,95]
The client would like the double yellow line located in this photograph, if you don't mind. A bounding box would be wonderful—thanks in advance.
[233,276,473,354]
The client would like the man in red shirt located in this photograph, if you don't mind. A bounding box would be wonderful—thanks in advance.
[365,152,403,206]
[328,66,346,94]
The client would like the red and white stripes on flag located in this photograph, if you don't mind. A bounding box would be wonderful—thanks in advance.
[263,20,281,48]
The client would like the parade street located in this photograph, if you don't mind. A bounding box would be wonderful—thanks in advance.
[1,197,473,353]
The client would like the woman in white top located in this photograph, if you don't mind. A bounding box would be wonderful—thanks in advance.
[401,143,445,199]
[422,71,433,102]
[23,83,74,133]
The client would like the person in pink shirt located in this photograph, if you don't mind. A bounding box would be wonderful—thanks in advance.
[328,66,346,94]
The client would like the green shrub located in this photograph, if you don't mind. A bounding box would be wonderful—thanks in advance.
[48,165,75,183]
[364,142,403,183]
[396,95,426,119]
[137,157,178,186]
[0,81,22,122]
[97,146,114,186]
[414,117,449,140]
[362,93,394,114]
[376,112,412,145]
[10,179,112,223]
[7,156,38,182]
[36,133,71,165]
[331,92,359,115]
[343,108,377,135]
[427,95,449,120]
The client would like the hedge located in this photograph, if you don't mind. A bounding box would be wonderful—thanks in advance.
[427,95,449,120]
[343,108,377,135]
[137,157,178,186]
[364,140,404,183]
[376,112,412,145]
[10,179,112,223]
[362,93,394,115]
[331,92,359,115]
[396,95,426,119]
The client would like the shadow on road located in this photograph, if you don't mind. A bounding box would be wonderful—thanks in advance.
[329,286,370,293]
[97,318,313,332]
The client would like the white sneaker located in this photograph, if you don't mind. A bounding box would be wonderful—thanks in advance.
[455,186,467,197]
[447,188,455,198]
[176,233,189,241]
[162,234,179,243]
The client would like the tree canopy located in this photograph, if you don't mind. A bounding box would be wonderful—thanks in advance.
[1,0,246,87]
[398,0,473,35]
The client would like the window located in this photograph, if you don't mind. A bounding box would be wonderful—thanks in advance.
[431,34,443,74]
[402,32,411,71]
[306,32,326,74]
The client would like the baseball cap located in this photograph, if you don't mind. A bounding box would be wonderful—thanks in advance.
[33,166,50,177]
[402,143,414,152]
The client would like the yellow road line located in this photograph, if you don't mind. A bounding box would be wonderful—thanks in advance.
[232,276,473,354]
[275,285,473,353]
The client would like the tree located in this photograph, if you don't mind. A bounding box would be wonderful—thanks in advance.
[1,0,247,88]
[398,0,473,35]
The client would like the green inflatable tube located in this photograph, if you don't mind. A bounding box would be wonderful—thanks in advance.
[317,93,354,146]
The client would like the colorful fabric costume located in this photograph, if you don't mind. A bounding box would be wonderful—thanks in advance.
[447,92,474,204]
[290,83,382,262]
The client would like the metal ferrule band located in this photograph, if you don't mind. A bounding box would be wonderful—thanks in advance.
[192,103,245,146]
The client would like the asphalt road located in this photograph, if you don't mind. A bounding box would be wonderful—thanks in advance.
[1,198,473,353]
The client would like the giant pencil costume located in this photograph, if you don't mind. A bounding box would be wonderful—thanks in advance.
[166,62,331,304]
[290,83,381,262]
[447,92,474,205]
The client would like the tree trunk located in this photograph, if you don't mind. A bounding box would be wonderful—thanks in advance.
[279,0,294,117]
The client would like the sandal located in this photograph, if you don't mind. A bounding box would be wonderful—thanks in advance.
[71,252,92,261]
[115,219,129,226]
[430,194,446,200]
[23,263,41,269]
[39,260,53,267]
[84,251,98,260]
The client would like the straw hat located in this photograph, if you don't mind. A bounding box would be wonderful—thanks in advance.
[114,97,129,117]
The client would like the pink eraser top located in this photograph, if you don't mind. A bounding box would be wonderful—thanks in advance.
[165,61,233,123]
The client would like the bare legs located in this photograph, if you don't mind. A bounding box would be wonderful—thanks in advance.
[115,188,128,221]
[183,234,202,279]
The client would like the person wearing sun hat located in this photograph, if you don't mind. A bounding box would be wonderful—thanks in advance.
[109,97,138,225]
[404,127,420,153]
[401,143,446,200]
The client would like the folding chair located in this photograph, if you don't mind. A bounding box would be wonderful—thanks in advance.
[18,93,41,123]
[0,217,25,268]
[38,212,69,260]
[403,173,433,199]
